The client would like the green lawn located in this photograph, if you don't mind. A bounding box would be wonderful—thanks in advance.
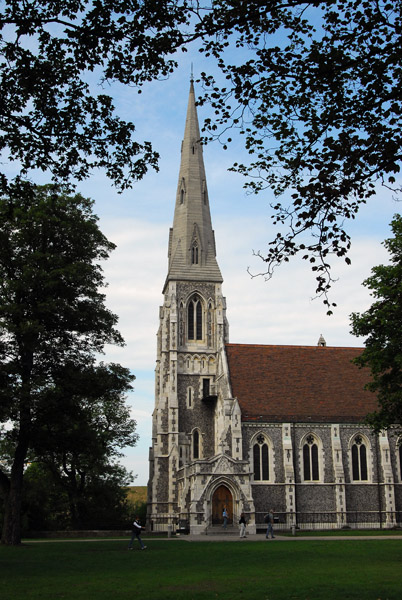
[1,538,401,600]
[283,528,402,537]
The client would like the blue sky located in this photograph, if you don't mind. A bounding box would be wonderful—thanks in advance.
[72,56,399,485]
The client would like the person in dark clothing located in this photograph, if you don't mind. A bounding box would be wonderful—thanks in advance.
[128,516,147,550]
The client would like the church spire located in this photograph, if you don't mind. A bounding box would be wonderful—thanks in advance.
[164,81,222,290]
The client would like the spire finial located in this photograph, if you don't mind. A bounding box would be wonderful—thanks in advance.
[190,62,194,83]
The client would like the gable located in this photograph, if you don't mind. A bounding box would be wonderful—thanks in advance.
[225,343,379,423]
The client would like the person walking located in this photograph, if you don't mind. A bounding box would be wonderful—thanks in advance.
[239,512,247,538]
[128,516,147,550]
[264,509,275,539]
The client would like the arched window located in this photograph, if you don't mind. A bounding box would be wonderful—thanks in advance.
[193,429,200,460]
[188,295,203,341]
[188,301,194,339]
[351,435,368,481]
[303,434,320,481]
[253,434,269,481]
[191,243,199,264]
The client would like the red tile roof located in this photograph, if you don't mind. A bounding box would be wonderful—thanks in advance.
[225,343,379,423]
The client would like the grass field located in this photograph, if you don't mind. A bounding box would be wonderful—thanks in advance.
[1,538,401,600]
[285,529,402,537]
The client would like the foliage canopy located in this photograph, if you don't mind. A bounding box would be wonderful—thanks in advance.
[195,0,402,310]
[1,1,401,306]
[0,0,190,190]
[0,184,136,544]
[351,214,402,432]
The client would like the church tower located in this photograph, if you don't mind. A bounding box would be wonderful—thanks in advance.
[146,83,400,532]
[147,81,255,535]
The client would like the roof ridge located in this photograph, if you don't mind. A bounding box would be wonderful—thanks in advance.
[225,342,364,350]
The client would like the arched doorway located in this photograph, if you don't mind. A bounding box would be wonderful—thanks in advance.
[212,485,233,525]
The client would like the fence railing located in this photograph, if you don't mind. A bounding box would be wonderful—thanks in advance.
[147,514,188,534]
[148,511,402,533]
[255,511,402,531]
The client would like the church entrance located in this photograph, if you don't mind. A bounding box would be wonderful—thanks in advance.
[211,485,233,525]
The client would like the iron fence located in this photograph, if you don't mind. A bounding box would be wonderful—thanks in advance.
[147,514,183,534]
[148,511,402,534]
[255,511,402,531]
[21,511,402,539]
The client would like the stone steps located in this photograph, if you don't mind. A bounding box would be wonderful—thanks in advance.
[205,526,239,536]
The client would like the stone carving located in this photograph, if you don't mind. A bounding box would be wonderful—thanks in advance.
[214,456,231,474]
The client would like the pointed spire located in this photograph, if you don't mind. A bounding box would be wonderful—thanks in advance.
[164,81,222,289]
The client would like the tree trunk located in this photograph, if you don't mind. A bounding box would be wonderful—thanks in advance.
[1,444,26,545]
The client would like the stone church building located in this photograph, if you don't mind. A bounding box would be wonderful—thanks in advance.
[147,82,402,534]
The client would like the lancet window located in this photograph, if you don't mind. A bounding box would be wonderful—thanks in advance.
[253,434,270,481]
[193,429,201,460]
[303,434,320,481]
[191,243,199,265]
[187,386,193,409]
[188,295,203,341]
[351,435,368,481]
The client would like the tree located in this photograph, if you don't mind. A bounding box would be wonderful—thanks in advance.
[22,461,134,532]
[350,214,402,432]
[194,0,402,311]
[0,183,136,545]
[32,361,138,529]
[21,463,71,532]
[0,0,191,191]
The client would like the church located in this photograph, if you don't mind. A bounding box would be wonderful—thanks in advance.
[147,82,402,534]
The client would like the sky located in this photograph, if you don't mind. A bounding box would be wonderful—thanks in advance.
[70,53,400,486]
[4,41,400,486]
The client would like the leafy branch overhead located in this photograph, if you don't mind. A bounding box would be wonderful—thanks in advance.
[0,0,192,190]
[195,0,402,310]
[1,1,401,307]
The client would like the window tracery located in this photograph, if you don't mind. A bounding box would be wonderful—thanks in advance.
[351,434,368,481]
[303,434,320,481]
[191,242,199,264]
[253,434,270,481]
[187,295,203,341]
